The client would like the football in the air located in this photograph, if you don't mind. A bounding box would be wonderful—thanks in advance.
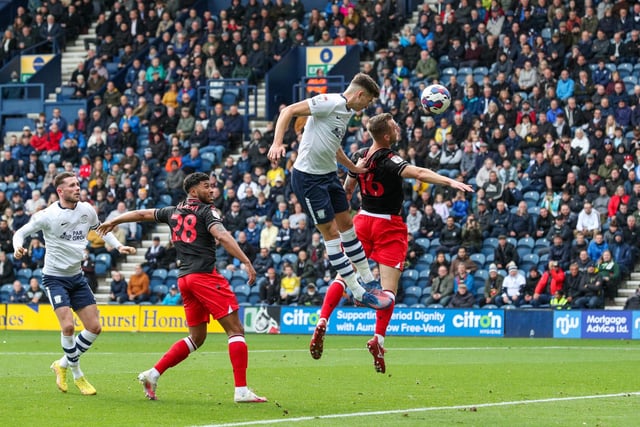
[420,84,451,115]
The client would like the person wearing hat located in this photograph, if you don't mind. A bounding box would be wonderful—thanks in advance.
[161,284,182,306]
[497,262,526,307]
[482,263,504,306]
[494,233,518,270]
[447,277,476,308]
[297,282,323,306]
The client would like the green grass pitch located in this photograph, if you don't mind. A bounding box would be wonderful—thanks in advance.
[1,331,639,427]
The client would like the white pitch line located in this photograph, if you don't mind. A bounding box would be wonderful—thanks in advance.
[1,345,640,356]
[195,392,640,427]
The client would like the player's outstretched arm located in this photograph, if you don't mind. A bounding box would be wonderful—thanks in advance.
[210,223,257,285]
[13,218,40,259]
[97,209,158,235]
[401,165,474,193]
[336,147,368,175]
[268,100,311,161]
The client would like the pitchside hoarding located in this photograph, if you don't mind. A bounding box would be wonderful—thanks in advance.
[279,307,504,337]
[554,311,632,339]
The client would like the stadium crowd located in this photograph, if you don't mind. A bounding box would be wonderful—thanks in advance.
[2,0,640,309]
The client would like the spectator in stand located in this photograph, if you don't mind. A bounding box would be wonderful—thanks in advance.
[573,265,604,309]
[26,277,47,304]
[260,267,280,305]
[533,260,565,307]
[279,263,300,305]
[447,281,475,308]
[109,270,129,304]
[161,284,182,305]
[424,265,454,307]
[127,264,150,304]
[494,234,519,269]
[8,280,27,303]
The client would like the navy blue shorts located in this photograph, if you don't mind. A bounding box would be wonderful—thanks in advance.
[43,274,96,311]
[291,168,349,225]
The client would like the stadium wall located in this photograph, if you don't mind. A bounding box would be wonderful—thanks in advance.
[2,304,640,339]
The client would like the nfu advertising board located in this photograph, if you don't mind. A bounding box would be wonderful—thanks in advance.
[279,307,503,337]
[554,311,632,339]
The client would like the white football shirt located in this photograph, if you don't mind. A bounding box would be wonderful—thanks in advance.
[13,201,100,276]
[294,93,354,175]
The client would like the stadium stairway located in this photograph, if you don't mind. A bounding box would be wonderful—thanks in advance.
[616,270,640,310]
[46,17,108,102]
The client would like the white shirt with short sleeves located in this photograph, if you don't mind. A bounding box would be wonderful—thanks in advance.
[294,93,354,175]
[13,202,99,276]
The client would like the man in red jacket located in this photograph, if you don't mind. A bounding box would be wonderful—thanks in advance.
[533,260,566,307]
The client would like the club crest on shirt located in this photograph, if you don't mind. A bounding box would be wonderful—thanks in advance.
[80,214,89,224]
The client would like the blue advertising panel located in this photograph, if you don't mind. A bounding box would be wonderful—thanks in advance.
[553,311,581,338]
[279,307,503,337]
[581,311,631,340]
[279,306,322,334]
[632,312,640,340]
[504,309,554,338]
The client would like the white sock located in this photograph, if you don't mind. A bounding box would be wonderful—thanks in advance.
[60,334,78,367]
[325,238,365,298]
[70,364,84,380]
[148,368,160,382]
[58,355,68,368]
[235,386,248,395]
[340,228,374,283]
[375,334,385,347]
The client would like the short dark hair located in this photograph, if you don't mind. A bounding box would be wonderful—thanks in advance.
[54,172,76,188]
[183,172,209,193]
[351,72,380,98]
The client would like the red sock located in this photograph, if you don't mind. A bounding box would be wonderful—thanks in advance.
[375,291,396,336]
[320,279,346,320]
[228,335,248,387]
[154,336,197,375]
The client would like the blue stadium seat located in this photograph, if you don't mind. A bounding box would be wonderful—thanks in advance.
[230,277,248,288]
[474,269,489,281]
[402,286,422,306]
[270,253,282,269]
[401,269,419,288]
[457,67,472,77]
[517,237,535,249]
[418,269,431,284]
[415,261,430,273]
[232,269,249,281]
[166,269,179,283]
[470,253,485,269]
[16,268,32,284]
[415,237,430,252]
[618,63,633,78]
[151,269,168,281]
[441,67,457,76]
[483,237,499,249]
[234,284,251,298]
[156,194,172,208]
[282,253,298,266]
[517,246,532,259]
[219,268,233,281]
[95,253,112,276]
[623,75,638,87]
